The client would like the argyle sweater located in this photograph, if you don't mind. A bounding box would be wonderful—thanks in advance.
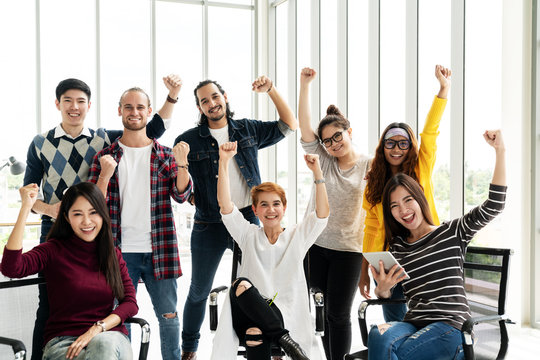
[23,115,165,223]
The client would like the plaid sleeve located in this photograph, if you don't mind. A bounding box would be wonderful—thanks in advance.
[171,176,193,204]
[87,152,102,184]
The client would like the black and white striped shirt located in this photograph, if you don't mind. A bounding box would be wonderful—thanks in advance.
[391,184,507,330]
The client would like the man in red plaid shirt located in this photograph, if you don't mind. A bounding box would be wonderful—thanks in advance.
[88,85,192,360]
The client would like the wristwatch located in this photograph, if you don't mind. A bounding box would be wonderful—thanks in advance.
[95,320,107,332]
[314,178,325,184]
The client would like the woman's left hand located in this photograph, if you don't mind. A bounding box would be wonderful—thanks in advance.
[371,261,406,298]
[65,325,101,359]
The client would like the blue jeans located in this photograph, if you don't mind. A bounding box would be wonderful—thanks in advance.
[31,220,53,360]
[382,282,407,322]
[181,207,259,352]
[122,253,180,360]
[367,321,465,360]
[42,332,132,360]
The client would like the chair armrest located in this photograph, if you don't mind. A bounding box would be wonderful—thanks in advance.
[358,298,407,346]
[461,314,508,335]
[310,287,324,335]
[125,317,150,360]
[0,336,26,359]
[209,286,229,332]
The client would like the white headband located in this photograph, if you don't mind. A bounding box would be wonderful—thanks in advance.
[384,128,410,140]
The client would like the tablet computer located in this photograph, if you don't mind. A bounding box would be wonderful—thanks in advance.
[363,251,410,280]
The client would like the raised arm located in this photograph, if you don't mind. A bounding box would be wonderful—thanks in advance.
[5,184,39,251]
[172,141,191,193]
[252,75,298,131]
[435,64,451,99]
[156,74,183,120]
[298,68,317,142]
[217,142,237,215]
[483,130,506,186]
[304,154,329,219]
[91,154,117,198]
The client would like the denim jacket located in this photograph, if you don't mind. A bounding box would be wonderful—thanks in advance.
[174,118,292,222]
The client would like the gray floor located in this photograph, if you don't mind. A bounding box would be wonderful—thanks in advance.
[133,250,540,359]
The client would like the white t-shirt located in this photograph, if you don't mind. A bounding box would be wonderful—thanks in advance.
[209,125,251,209]
[117,141,153,253]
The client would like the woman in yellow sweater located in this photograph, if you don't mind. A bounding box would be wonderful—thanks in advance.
[359,65,451,322]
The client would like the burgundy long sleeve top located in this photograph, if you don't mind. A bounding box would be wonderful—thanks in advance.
[1,235,138,346]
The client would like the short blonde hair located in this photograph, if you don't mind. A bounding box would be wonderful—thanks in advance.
[251,182,287,207]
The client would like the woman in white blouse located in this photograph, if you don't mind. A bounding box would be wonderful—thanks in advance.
[211,141,329,360]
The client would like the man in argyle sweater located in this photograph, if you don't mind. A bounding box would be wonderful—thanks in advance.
[23,76,182,360]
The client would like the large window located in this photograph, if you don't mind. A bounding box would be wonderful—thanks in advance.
[0,0,255,253]
[418,0,452,221]
[464,0,503,247]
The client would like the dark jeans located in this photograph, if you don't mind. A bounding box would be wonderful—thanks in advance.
[230,277,288,360]
[31,220,52,360]
[382,282,407,323]
[308,244,363,360]
[181,206,259,352]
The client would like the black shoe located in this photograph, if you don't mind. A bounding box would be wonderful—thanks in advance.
[277,333,309,360]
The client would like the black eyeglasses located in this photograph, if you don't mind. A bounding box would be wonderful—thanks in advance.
[321,131,344,148]
[384,139,411,150]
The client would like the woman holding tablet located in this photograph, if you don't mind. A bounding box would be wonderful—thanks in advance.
[359,65,452,322]
[367,130,506,360]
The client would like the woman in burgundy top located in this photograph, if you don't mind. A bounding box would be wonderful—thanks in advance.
[1,182,137,360]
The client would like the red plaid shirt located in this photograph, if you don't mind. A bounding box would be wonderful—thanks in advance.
[88,139,192,280]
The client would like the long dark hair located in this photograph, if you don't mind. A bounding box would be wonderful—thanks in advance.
[381,173,434,250]
[193,79,235,126]
[365,122,420,206]
[316,105,351,140]
[48,182,124,300]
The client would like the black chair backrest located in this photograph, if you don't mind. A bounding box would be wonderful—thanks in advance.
[463,246,512,359]
[0,275,45,359]
[464,246,512,317]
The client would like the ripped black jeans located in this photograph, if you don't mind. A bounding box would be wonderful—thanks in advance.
[230,277,288,359]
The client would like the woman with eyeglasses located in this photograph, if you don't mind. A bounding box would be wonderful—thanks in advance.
[297,67,371,359]
[359,65,452,323]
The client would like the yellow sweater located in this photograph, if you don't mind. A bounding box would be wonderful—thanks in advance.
[362,96,447,253]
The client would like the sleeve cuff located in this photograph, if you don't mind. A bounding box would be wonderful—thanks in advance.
[162,118,172,130]
[277,120,294,137]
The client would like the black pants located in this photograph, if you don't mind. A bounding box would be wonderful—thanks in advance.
[230,277,288,359]
[308,244,363,360]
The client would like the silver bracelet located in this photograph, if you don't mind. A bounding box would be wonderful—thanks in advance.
[314,178,325,184]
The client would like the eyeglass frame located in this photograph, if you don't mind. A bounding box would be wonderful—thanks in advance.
[383,139,411,150]
[320,130,344,148]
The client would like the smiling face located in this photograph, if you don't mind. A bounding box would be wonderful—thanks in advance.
[320,124,352,158]
[66,196,103,242]
[389,185,426,233]
[252,191,286,229]
[55,89,91,132]
[196,83,228,125]
[384,135,410,170]
[118,91,152,131]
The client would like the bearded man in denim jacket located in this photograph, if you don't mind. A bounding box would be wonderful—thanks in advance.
[174,76,297,360]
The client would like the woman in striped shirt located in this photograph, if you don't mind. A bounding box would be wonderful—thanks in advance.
[367,130,506,360]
